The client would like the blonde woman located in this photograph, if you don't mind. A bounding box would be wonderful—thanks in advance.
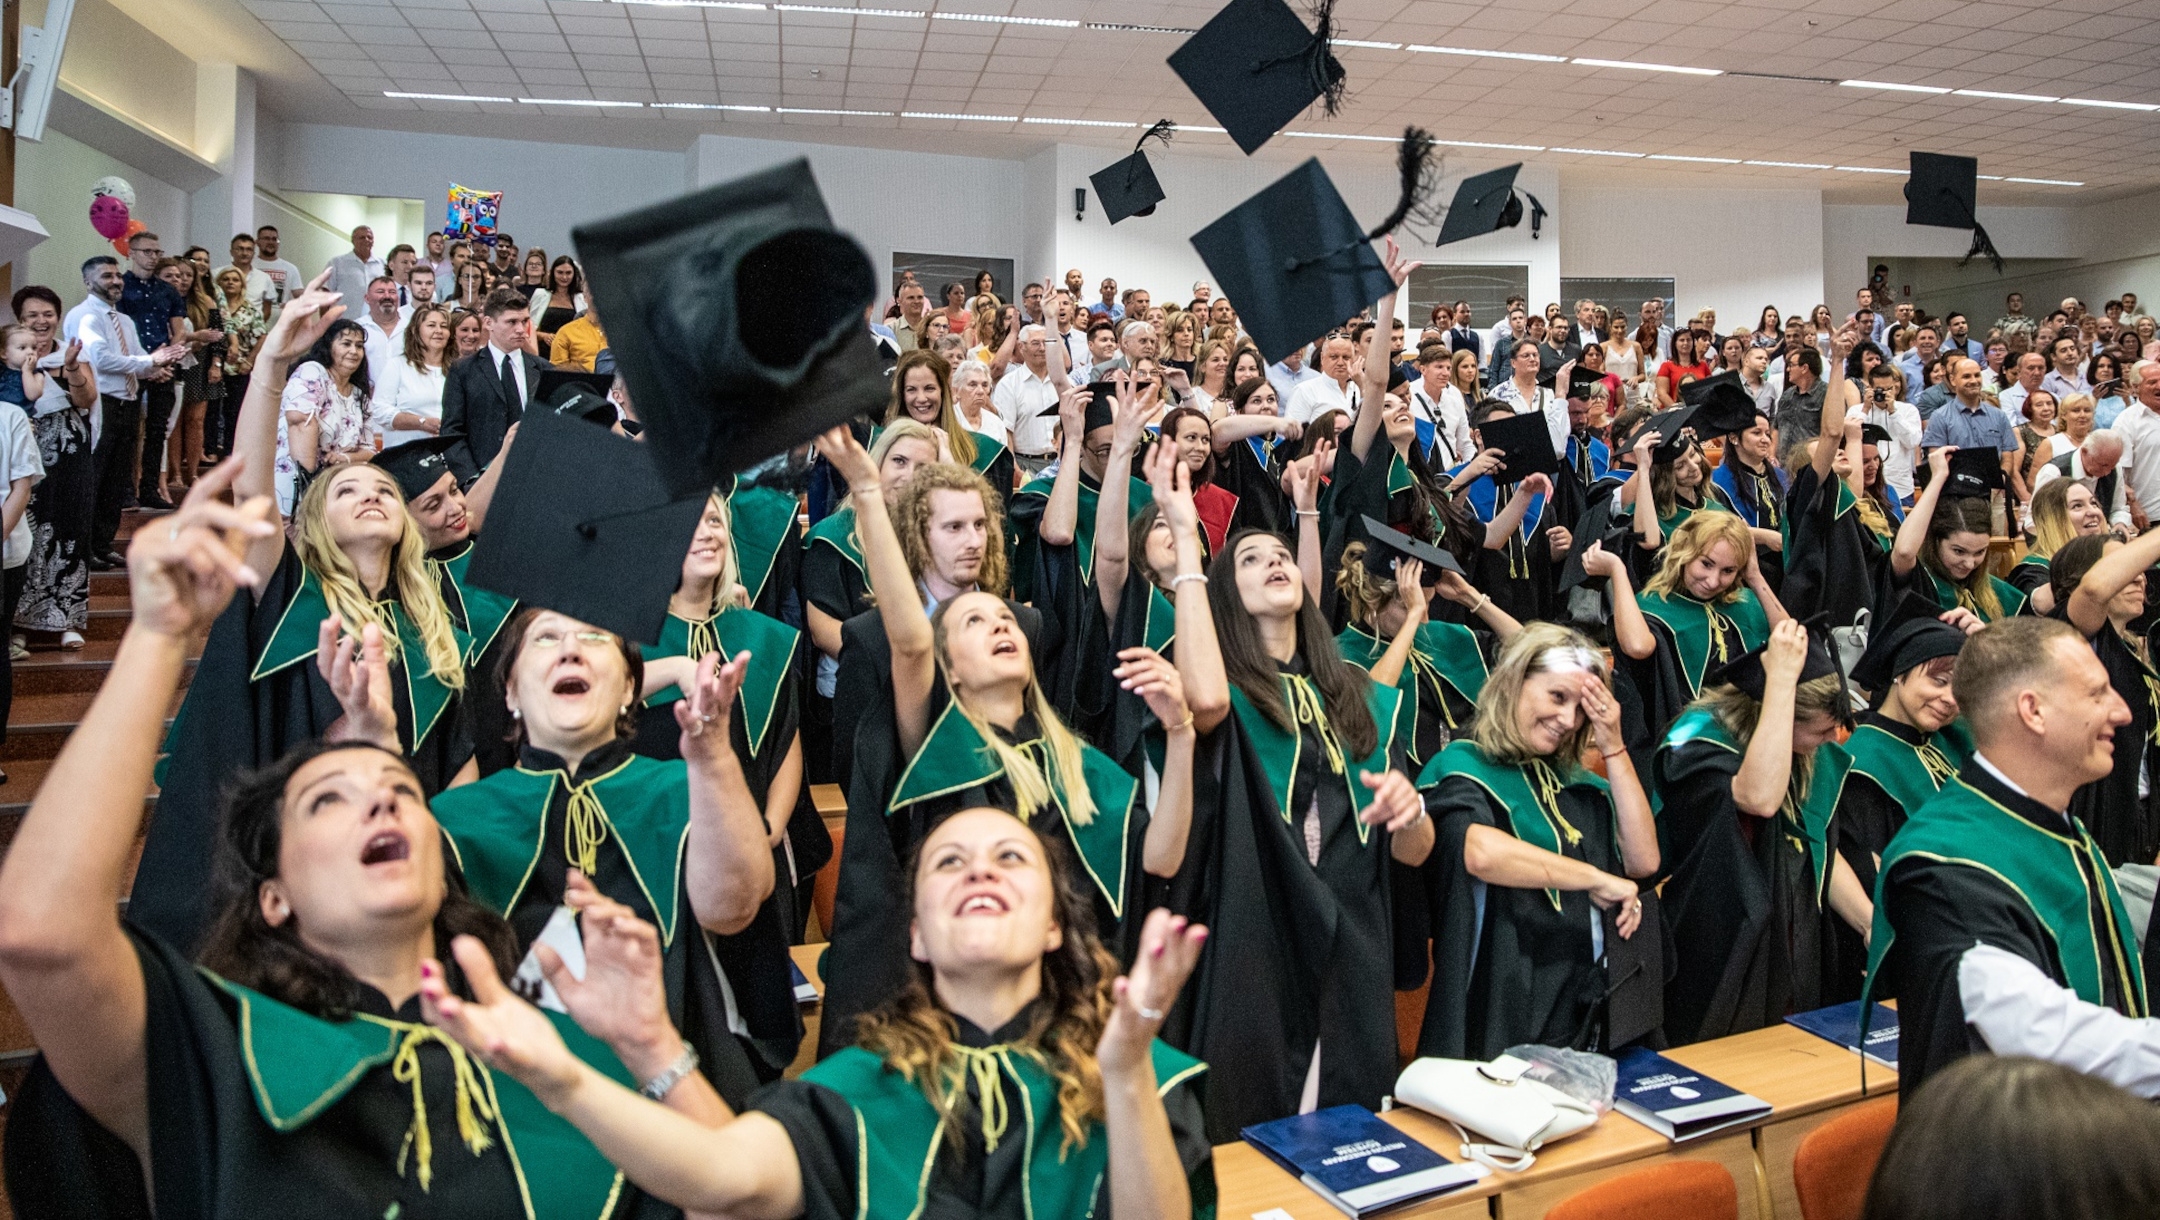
[966,292,1005,365]
[128,273,474,953]
[1415,624,1660,1058]
[1449,347,1482,403]
[2014,474,2109,614]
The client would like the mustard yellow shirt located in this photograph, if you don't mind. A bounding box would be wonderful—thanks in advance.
[549,314,607,372]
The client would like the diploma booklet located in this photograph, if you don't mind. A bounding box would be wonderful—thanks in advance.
[1785,1001,1901,1070]
[1611,1047,1772,1142]
[1242,1105,1488,1217]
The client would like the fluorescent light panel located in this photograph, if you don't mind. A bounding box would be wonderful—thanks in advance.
[901,110,1016,120]
[776,106,893,115]
[385,91,511,102]
[1649,154,1739,163]
[617,0,768,8]
[1745,159,1830,169]
[2062,96,2160,111]
[2006,176,2084,186]
[518,97,643,106]
[1283,130,1397,141]
[1839,79,1948,94]
[1550,146,1643,157]
[1835,165,1905,174]
[1954,88,2058,102]
[1572,57,1721,76]
[1084,21,1195,33]
[1406,44,1566,62]
[1334,38,1401,49]
[931,11,1080,26]
[652,102,771,110]
[1441,138,1544,150]
[1021,117,1134,126]
[771,3,925,14]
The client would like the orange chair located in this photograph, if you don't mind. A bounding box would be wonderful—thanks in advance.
[1792,1095,1898,1220]
[1546,1160,1738,1220]
[810,821,845,941]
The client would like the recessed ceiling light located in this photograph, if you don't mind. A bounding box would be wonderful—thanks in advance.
[1550,146,1644,157]
[1953,88,2058,103]
[776,106,894,115]
[385,91,512,102]
[518,97,644,106]
[2006,176,2084,186]
[1839,80,1949,95]
[771,3,924,15]
[1333,39,1401,49]
[652,102,772,110]
[1572,57,1721,76]
[1834,165,1905,174]
[1021,116,1135,127]
[901,111,1017,121]
[1744,159,1830,169]
[1406,44,1567,62]
[1083,21,1196,33]
[1648,154,1740,163]
[2061,96,2160,111]
[931,11,1080,26]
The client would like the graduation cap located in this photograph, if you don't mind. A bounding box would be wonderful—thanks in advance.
[1903,151,2004,274]
[1944,446,2005,499]
[1090,121,1174,224]
[1433,163,1546,248]
[1555,506,1635,595]
[1472,409,1560,481]
[1621,403,1701,463]
[1168,0,1344,156]
[1679,370,1764,436]
[1850,593,1969,693]
[1566,365,1607,400]
[1036,380,1119,435]
[537,367,613,405]
[1860,424,1893,449]
[1190,159,1394,362]
[1703,614,1851,718]
[1357,514,1463,583]
[541,369,620,430]
[373,434,460,502]
[465,410,706,645]
[572,157,886,500]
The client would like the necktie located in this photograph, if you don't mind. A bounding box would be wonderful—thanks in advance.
[499,351,518,405]
[109,310,138,399]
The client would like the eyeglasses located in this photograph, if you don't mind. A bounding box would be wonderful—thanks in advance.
[528,628,612,649]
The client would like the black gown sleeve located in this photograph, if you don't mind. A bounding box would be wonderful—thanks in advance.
[799,543,864,624]
[750,1079,860,1220]
[2005,558,2049,597]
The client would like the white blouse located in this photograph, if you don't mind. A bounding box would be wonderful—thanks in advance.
[375,359,449,448]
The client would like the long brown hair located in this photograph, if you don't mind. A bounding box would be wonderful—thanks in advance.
[1207,529,1378,758]
[886,348,977,467]
[403,303,452,373]
[1921,494,2002,619]
[853,814,1118,1154]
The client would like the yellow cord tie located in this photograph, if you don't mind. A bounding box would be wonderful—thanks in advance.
[371,599,407,662]
[390,1027,497,1191]
[943,1046,1014,1154]
[564,781,610,878]
[684,614,721,671]
[1284,674,1347,776]
[1915,740,1956,786]
[2141,673,2160,746]
[1528,759,1583,847]
[1708,606,1734,666]
[1406,650,1458,729]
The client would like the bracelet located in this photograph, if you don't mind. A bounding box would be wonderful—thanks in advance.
[1170,571,1208,588]
[1296,509,1321,518]
[1601,748,1628,761]
[1166,709,1195,732]
[1472,593,1492,614]
[639,1039,700,1100]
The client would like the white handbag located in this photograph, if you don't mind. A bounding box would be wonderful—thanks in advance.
[1392,1055,1602,1171]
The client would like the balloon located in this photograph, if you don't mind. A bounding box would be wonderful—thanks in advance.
[110,218,145,258]
[89,194,130,240]
[89,175,136,209]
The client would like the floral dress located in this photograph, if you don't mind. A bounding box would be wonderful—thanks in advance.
[14,351,91,633]
[276,361,376,515]
[222,302,266,377]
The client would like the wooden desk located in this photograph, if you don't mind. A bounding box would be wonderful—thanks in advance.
[1213,1023,1895,1220]
[786,944,826,1079]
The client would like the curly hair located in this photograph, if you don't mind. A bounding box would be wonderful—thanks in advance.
[197,740,518,1018]
[892,463,1008,596]
[886,348,977,467]
[1644,510,1754,603]
[853,814,1118,1155]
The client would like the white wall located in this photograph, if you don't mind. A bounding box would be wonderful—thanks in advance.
[1560,186,1824,325]
[1821,203,2080,306]
[16,128,191,293]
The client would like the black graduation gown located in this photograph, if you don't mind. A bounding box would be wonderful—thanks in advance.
[1611,589,1767,777]
[1007,470,1134,713]
[2,927,676,1220]
[1709,461,1786,594]
[1869,765,2142,1101]
[436,739,800,1102]
[1420,765,1641,1059]
[1777,466,1877,630]
[1162,664,1403,1144]
[1215,434,1290,538]
[827,599,1046,793]
[797,508,871,787]
[2058,609,2160,867]
[1075,567,1178,781]
[430,539,520,777]
[131,548,475,955]
[756,1005,1213,1220]
[1651,711,1826,1046]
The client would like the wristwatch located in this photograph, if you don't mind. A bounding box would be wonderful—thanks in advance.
[639,1039,700,1100]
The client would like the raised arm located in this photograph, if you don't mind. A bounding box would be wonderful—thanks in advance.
[1486,471,1552,550]
[1743,544,1791,629]
[1625,429,1665,553]
[0,467,274,1160]
[1584,542,1656,660]
[1892,446,1954,579]
[1582,672,1658,878]
[1120,649,1197,877]
[1145,441,1228,734]
[1038,382,1096,547]
[1285,447,1326,604]
[1093,380,1153,615]
[1814,325,1859,481]
[677,652,779,935]
[1210,413,1297,449]
[1098,911,1209,1220]
[237,271,346,576]
[1349,240,1419,463]
[816,428,936,757]
[1729,619,1805,817]
[2068,514,2160,635]
[463,421,518,533]
[1361,559,1428,688]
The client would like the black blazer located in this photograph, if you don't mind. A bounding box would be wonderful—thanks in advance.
[440,346,542,482]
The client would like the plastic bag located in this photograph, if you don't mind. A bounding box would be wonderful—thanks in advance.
[1503,1044,1617,1115]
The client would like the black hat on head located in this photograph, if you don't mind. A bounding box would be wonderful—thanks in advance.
[465,411,705,645]
[1623,403,1702,462]
[1679,370,1763,436]
[1357,514,1463,583]
[1850,593,1968,693]
[373,434,460,503]
[1035,381,1120,434]
[1860,423,1893,448]
[1472,409,1560,480]
[541,370,620,430]
[1190,159,1394,363]
[1703,613,1850,718]
[1433,163,1546,247]
[1090,121,1175,224]
[1168,0,1344,156]
[573,158,885,500]
[1904,151,2003,273]
[1944,447,2005,499]
[1567,364,1606,400]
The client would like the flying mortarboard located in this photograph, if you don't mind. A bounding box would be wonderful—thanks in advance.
[1090,121,1174,224]
[1903,151,2004,273]
[1679,370,1766,434]
[1357,514,1464,582]
[572,158,886,500]
[1433,163,1546,248]
[1702,613,1851,718]
[1167,0,1344,156]
[1860,424,1893,448]
[1473,409,1560,481]
[1849,593,1968,693]
[465,411,706,645]
[1567,365,1607,400]
[1944,446,2006,499]
[1621,403,1702,463]
[373,434,461,502]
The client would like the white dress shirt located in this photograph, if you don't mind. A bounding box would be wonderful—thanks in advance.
[359,313,409,396]
[1958,942,2160,1098]
[2112,402,2160,523]
[2033,445,2136,528]
[375,359,449,448]
[1410,381,1473,467]
[326,252,387,319]
[485,341,529,407]
[1284,375,1358,425]
[992,364,1061,457]
[1865,399,1924,497]
[64,297,156,399]
[1487,380,1570,454]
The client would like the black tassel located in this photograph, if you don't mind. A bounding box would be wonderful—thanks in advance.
[1363,126,1438,242]
[1963,223,2005,274]
[1249,0,1346,116]
[1126,119,1175,190]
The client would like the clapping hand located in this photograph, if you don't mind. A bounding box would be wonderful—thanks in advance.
[1095,909,1208,1077]
[318,619,399,752]
[1144,433,1200,536]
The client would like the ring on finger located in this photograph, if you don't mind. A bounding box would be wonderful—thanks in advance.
[1135,1004,1164,1020]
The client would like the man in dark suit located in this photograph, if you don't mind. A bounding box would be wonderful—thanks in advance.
[1446,300,1481,361]
[440,285,542,482]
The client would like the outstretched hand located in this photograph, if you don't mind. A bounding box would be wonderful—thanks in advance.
[1115,647,1191,732]
[1095,909,1208,1077]
[676,650,749,762]
[127,456,276,639]
[1358,769,1426,833]
[318,619,399,751]
[814,425,880,492]
[420,936,589,1109]
[541,871,680,1075]
[259,269,347,367]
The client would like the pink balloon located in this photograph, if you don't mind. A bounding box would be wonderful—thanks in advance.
[89,195,130,240]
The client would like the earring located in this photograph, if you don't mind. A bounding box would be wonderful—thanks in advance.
[510,707,521,720]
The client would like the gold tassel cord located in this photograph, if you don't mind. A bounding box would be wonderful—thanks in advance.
[1528,760,1583,847]
[1405,650,1458,729]
[390,1027,499,1191]
[564,782,610,878]
[684,615,721,674]
[1915,740,1956,786]
[1709,607,1735,666]
[942,1046,1014,1154]
[1284,674,1347,776]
